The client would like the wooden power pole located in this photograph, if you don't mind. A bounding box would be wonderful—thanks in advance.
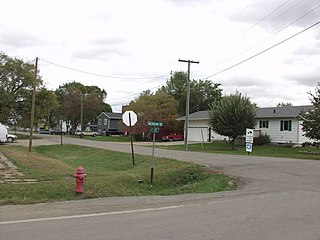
[29,57,38,152]
[178,59,199,151]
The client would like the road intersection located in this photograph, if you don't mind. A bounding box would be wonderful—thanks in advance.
[1,135,320,239]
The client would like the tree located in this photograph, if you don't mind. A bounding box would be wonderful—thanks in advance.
[0,52,41,125]
[159,71,222,116]
[55,82,111,131]
[35,88,59,128]
[124,90,181,138]
[300,83,320,141]
[209,92,256,148]
[277,102,293,107]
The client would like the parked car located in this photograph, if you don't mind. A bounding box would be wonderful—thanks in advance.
[39,128,49,134]
[6,134,17,143]
[50,129,66,135]
[75,130,98,137]
[103,129,124,136]
[162,133,184,142]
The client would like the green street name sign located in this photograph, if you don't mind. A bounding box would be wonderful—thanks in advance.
[147,121,163,127]
[150,127,160,134]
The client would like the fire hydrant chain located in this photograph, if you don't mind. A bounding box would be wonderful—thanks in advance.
[73,165,87,194]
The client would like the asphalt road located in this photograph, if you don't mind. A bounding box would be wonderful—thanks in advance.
[1,135,320,240]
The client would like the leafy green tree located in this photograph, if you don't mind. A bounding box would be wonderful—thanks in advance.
[35,88,59,127]
[56,81,107,101]
[159,71,222,116]
[209,91,256,148]
[0,52,41,125]
[56,82,108,131]
[101,102,112,113]
[300,83,320,141]
[124,90,181,138]
[277,102,293,107]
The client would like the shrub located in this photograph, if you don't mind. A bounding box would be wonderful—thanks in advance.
[302,142,312,147]
[133,132,150,141]
[254,134,271,145]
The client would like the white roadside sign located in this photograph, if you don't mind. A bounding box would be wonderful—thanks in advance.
[122,111,137,126]
[246,128,254,137]
[245,136,253,143]
[246,143,253,152]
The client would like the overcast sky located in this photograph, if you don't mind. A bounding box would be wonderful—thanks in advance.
[1,0,320,112]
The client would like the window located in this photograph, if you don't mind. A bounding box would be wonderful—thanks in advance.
[103,119,108,126]
[259,120,269,128]
[98,119,102,125]
[280,120,292,131]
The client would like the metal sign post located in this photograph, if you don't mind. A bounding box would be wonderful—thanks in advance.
[245,128,254,155]
[122,111,138,166]
[129,113,135,166]
[150,127,157,183]
[148,121,162,183]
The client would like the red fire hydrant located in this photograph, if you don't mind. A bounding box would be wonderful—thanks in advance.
[73,165,87,194]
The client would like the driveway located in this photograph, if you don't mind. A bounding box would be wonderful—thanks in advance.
[1,135,320,239]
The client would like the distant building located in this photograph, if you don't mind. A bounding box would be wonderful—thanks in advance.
[96,112,122,135]
[177,105,313,144]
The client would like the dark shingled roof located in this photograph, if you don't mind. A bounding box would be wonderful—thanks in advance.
[256,105,313,118]
[177,105,313,121]
[97,112,122,119]
[177,110,209,121]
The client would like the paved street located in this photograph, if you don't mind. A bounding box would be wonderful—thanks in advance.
[1,135,320,239]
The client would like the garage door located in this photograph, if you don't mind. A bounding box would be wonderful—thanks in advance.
[188,127,208,142]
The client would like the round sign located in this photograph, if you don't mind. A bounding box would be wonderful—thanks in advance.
[122,111,137,126]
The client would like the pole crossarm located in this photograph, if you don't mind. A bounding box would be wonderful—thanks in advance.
[178,59,200,64]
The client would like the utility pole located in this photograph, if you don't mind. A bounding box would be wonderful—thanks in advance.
[29,57,38,152]
[178,59,199,151]
[80,94,84,138]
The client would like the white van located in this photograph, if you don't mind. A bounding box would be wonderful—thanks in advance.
[0,123,8,143]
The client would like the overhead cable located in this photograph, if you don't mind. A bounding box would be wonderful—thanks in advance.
[213,2,320,68]
[39,58,167,80]
[204,20,320,79]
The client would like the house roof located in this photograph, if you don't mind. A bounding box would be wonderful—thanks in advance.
[255,105,313,118]
[177,105,313,121]
[177,111,209,121]
[97,112,122,119]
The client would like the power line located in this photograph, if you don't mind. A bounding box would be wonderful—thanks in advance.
[212,2,320,68]
[109,16,319,103]
[232,0,257,20]
[107,82,166,102]
[198,0,292,59]
[204,20,320,79]
[39,58,167,80]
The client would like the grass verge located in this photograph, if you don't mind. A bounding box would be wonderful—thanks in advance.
[158,141,320,160]
[68,135,132,142]
[0,145,235,205]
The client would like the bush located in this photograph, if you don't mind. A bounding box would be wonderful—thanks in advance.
[302,142,312,147]
[254,134,270,145]
[133,133,150,141]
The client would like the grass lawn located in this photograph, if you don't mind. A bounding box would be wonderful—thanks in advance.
[158,141,320,160]
[0,145,235,205]
[69,135,132,142]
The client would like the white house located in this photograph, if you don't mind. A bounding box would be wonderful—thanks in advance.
[177,105,313,144]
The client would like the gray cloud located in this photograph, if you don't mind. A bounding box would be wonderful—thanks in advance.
[232,1,320,30]
[0,30,44,48]
[223,75,269,87]
[293,43,320,56]
[284,68,320,87]
[73,47,129,60]
[89,37,125,46]
[166,0,215,6]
